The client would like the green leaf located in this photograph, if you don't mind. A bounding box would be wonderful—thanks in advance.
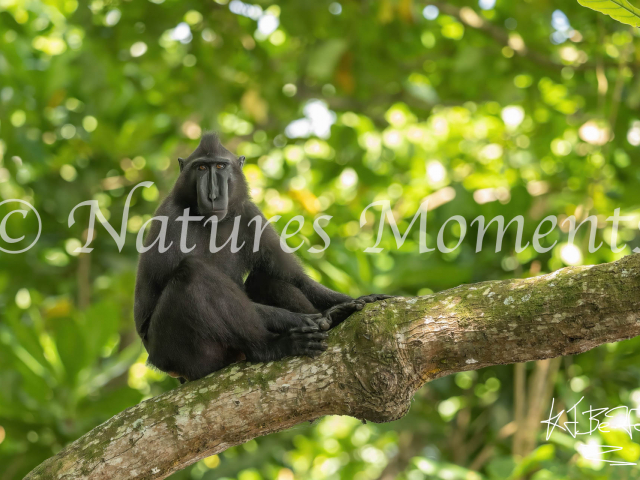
[577,0,640,26]
[81,301,120,366]
[51,317,86,385]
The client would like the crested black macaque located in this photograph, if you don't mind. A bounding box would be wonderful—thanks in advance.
[134,133,391,382]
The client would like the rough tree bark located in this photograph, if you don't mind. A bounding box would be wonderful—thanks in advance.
[26,254,640,480]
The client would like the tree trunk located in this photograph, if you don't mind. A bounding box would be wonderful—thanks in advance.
[26,254,640,479]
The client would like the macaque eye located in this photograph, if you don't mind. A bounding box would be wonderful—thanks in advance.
[216,164,226,170]
[198,165,207,171]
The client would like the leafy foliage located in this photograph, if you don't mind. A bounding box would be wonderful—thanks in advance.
[1,0,640,479]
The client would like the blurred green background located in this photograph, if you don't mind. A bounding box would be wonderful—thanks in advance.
[2,0,640,478]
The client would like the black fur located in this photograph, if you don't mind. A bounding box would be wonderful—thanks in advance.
[134,134,391,381]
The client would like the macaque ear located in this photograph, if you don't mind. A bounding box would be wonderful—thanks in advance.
[238,155,246,168]
[178,157,185,172]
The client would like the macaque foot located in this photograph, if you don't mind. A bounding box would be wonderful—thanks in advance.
[320,300,365,330]
[287,326,329,358]
[298,296,394,333]
[297,313,331,331]
[355,294,395,304]
[319,295,395,330]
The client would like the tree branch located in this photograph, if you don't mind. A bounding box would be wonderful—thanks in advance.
[425,2,631,72]
[26,254,640,479]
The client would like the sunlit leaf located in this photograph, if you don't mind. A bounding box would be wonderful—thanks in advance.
[577,0,640,26]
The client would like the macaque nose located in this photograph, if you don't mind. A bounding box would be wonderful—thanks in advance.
[209,171,218,201]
